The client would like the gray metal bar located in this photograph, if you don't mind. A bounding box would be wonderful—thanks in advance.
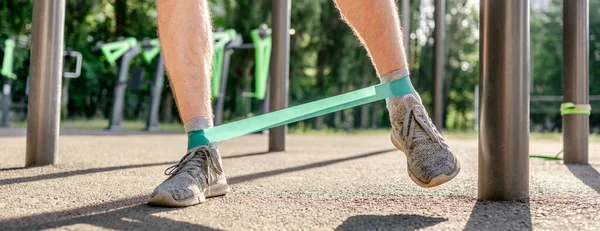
[145,54,164,131]
[26,0,65,166]
[563,0,589,164]
[401,0,410,59]
[214,36,242,126]
[474,85,478,130]
[107,46,141,131]
[1,78,11,127]
[433,0,445,130]
[479,0,530,200]
[268,0,290,152]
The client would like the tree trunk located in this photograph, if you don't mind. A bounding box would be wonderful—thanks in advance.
[115,0,127,38]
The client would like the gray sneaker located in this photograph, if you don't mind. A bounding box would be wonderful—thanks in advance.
[148,144,230,207]
[388,94,460,188]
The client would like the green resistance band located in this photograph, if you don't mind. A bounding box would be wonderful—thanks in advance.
[560,102,592,115]
[188,76,415,149]
[529,103,592,161]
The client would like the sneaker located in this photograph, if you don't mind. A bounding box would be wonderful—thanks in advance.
[387,94,460,187]
[148,144,230,207]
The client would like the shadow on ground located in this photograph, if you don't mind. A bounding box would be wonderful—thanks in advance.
[567,164,600,194]
[0,162,176,186]
[335,214,447,231]
[227,149,396,185]
[0,195,219,230]
[1,149,396,230]
[464,199,531,230]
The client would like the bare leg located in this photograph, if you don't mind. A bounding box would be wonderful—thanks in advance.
[149,0,230,207]
[157,0,213,124]
[333,0,408,76]
[334,0,460,188]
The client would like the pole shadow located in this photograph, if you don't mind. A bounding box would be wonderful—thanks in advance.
[0,162,175,186]
[0,195,220,230]
[335,214,447,231]
[464,199,532,230]
[566,164,600,193]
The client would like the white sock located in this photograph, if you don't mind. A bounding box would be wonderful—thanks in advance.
[184,117,213,133]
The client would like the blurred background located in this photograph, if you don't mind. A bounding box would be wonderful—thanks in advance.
[0,0,598,133]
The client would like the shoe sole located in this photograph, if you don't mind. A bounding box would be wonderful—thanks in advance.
[391,134,461,188]
[147,179,231,207]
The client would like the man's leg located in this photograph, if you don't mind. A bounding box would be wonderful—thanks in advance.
[148,0,230,207]
[334,0,460,187]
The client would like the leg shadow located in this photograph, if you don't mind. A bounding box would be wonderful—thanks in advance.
[0,195,220,230]
[464,199,531,230]
[335,214,447,231]
[567,164,600,193]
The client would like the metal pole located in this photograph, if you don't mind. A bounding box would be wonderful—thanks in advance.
[145,54,164,131]
[479,0,530,200]
[107,46,141,131]
[1,79,11,127]
[268,0,290,152]
[433,0,445,130]
[401,0,410,59]
[563,0,589,164]
[214,37,242,126]
[26,0,65,166]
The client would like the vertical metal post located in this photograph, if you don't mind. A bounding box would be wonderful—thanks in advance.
[268,0,290,152]
[479,0,530,200]
[145,54,164,131]
[1,79,11,127]
[563,0,589,164]
[214,37,241,126]
[26,0,65,166]
[107,46,141,131]
[474,85,478,130]
[433,0,445,130]
[401,0,410,59]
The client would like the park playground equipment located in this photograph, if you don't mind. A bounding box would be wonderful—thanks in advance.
[98,27,271,130]
[99,37,163,131]
[23,0,591,202]
[1,38,82,127]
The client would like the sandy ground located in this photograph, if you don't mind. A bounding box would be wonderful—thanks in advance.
[0,129,599,230]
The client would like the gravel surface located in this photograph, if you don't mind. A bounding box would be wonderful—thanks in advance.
[1,131,599,230]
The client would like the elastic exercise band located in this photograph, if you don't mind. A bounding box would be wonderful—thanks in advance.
[560,102,591,115]
[528,103,592,161]
[188,76,415,149]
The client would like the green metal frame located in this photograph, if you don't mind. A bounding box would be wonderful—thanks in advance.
[1,39,16,79]
[141,38,161,64]
[212,29,237,98]
[100,37,138,66]
[250,29,272,100]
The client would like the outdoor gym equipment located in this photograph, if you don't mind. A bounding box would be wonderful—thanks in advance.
[141,38,164,131]
[0,38,81,128]
[213,26,273,125]
[100,37,166,131]
[100,37,141,131]
[212,29,243,125]
[1,38,16,127]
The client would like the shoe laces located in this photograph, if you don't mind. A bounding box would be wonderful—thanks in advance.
[392,103,449,150]
[164,146,224,178]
